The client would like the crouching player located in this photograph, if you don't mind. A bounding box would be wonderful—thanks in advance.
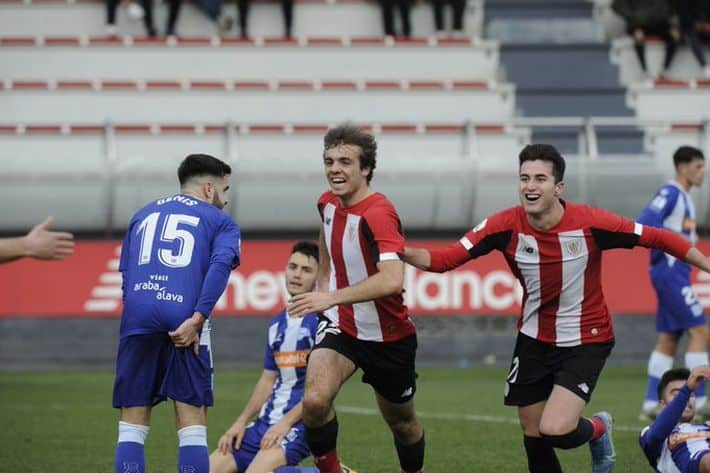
[641,366,710,472]
[210,242,321,473]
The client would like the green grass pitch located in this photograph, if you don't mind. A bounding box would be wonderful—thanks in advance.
[1,367,654,472]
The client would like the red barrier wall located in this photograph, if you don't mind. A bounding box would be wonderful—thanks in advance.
[1,240,709,317]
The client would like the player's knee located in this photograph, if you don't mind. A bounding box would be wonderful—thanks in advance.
[302,390,333,422]
[209,450,238,473]
[538,419,573,438]
[700,453,710,473]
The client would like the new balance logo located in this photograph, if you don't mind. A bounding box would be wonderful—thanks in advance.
[577,383,590,394]
[401,387,413,398]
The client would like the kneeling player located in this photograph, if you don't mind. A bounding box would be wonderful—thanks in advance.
[210,242,320,473]
[641,366,710,472]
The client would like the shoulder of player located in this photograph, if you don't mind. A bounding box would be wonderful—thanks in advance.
[318,190,336,206]
[476,206,520,231]
[362,193,400,216]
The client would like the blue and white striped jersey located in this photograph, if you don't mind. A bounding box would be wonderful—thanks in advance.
[258,310,318,425]
[641,385,710,472]
[638,181,698,275]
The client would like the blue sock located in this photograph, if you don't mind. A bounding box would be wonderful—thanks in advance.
[177,425,209,473]
[115,421,149,473]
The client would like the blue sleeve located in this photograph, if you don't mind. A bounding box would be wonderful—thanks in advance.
[637,187,680,228]
[639,385,692,463]
[119,221,133,303]
[193,261,231,318]
[212,217,241,269]
[263,329,277,371]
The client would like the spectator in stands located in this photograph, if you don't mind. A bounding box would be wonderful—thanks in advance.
[676,0,710,77]
[193,0,235,37]
[236,0,294,38]
[106,0,157,36]
[379,0,413,38]
[0,217,74,264]
[612,0,679,79]
[431,0,466,37]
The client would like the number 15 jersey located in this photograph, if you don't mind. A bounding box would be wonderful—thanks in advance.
[118,194,241,338]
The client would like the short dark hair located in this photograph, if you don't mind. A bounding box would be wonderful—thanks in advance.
[291,241,319,262]
[658,367,690,400]
[518,144,566,183]
[178,154,232,186]
[323,124,377,184]
[673,146,705,169]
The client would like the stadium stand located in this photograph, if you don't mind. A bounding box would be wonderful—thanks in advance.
[0,35,500,80]
[0,122,530,230]
[627,79,710,121]
[0,0,484,38]
[0,79,516,122]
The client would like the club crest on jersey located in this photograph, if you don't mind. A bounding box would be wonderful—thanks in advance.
[566,241,581,255]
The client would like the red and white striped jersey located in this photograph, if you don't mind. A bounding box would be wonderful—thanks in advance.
[428,201,692,347]
[318,191,415,342]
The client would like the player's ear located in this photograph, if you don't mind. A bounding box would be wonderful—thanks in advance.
[554,180,564,196]
[203,180,214,201]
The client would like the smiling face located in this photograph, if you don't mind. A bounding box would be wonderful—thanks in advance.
[284,251,318,298]
[519,160,564,217]
[323,144,371,204]
[661,379,696,422]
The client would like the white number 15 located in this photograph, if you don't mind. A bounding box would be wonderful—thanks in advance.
[137,212,200,268]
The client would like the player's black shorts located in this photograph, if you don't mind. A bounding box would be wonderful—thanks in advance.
[504,332,614,406]
[313,315,418,404]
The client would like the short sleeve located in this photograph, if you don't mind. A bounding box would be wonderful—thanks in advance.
[588,207,642,250]
[362,202,405,262]
[317,191,332,220]
[459,209,515,258]
[637,186,679,228]
[118,219,134,273]
[212,216,241,269]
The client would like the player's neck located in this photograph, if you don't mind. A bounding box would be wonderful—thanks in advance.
[525,200,565,232]
[181,188,209,203]
[338,186,373,208]
[673,176,692,192]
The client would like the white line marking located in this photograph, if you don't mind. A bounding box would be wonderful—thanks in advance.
[338,405,645,433]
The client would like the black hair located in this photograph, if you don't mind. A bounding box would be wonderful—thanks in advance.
[292,241,319,262]
[518,144,566,183]
[178,154,232,186]
[673,146,705,169]
[323,124,377,184]
[658,367,690,400]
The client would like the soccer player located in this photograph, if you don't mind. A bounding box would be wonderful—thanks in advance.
[403,144,710,473]
[639,146,708,421]
[288,125,425,473]
[0,217,74,263]
[112,154,241,473]
[640,366,710,472]
[209,241,320,473]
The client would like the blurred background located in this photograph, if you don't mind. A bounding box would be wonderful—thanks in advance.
[1,0,709,371]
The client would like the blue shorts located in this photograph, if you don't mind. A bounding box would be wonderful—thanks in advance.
[112,329,214,408]
[652,269,706,336]
[233,419,310,472]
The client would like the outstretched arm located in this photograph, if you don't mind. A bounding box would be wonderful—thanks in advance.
[0,217,74,263]
[404,241,472,273]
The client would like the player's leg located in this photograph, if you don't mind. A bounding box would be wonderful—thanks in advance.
[113,334,171,473]
[361,334,423,473]
[505,334,561,473]
[175,401,209,473]
[686,324,709,412]
[540,341,615,473]
[516,401,561,473]
[244,447,288,473]
[698,450,710,473]
[210,449,239,473]
[375,395,424,473]
[303,319,357,473]
[642,332,678,419]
